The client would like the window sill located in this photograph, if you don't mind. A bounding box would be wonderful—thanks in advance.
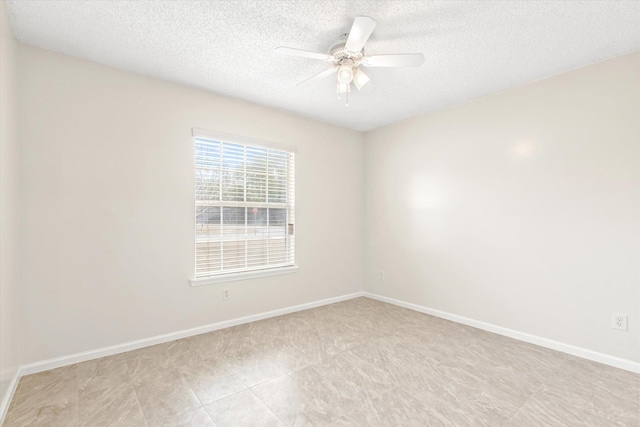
[190,265,299,286]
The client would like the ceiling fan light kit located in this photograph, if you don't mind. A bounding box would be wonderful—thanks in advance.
[276,16,425,107]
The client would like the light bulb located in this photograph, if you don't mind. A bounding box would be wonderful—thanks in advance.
[337,65,353,84]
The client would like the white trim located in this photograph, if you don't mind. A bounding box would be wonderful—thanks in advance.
[364,292,640,374]
[0,368,21,425]
[192,128,297,153]
[190,265,299,286]
[18,291,364,377]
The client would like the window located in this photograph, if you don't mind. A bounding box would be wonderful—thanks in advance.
[191,129,296,285]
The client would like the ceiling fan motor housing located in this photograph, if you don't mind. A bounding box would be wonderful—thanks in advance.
[330,34,364,66]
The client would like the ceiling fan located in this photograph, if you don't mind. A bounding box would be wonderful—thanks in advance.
[275,17,424,106]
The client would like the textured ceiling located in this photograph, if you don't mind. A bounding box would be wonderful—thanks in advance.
[6,1,640,131]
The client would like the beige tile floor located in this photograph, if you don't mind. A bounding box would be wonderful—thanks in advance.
[4,297,639,426]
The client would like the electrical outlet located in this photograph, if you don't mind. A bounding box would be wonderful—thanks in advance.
[222,288,230,301]
[379,271,385,280]
[612,313,628,331]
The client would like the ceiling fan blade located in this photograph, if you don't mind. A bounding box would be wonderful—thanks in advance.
[275,46,332,61]
[362,53,425,67]
[296,67,337,87]
[345,17,377,53]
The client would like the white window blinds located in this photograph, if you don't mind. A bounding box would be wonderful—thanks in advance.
[194,135,295,279]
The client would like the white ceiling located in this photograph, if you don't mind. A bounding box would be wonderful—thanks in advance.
[6,1,640,131]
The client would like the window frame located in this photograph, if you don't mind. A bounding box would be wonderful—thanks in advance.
[189,128,298,286]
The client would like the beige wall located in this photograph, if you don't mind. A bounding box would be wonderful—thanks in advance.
[364,52,640,363]
[17,45,364,364]
[0,0,20,400]
[8,25,639,369]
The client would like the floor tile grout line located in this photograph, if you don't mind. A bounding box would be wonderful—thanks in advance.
[178,365,208,413]
[500,356,572,426]
[244,371,288,389]
[201,384,250,407]
[249,337,389,425]
[500,381,545,426]
[246,385,289,426]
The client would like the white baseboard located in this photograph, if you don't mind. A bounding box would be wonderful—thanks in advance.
[19,291,364,377]
[364,292,640,374]
[0,368,21,425]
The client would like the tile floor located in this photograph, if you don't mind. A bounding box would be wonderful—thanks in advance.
[3,297,639,426]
